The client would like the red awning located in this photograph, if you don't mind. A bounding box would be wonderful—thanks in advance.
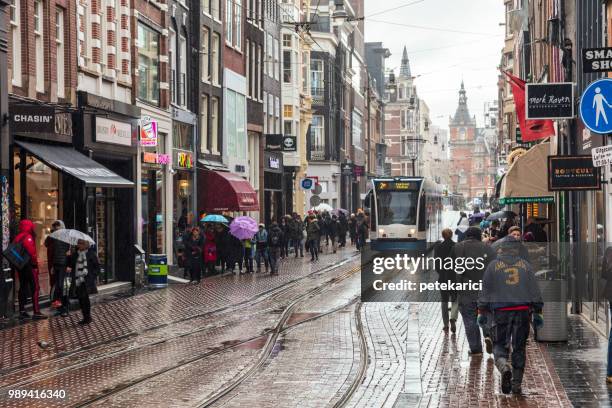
[199,169,259,212]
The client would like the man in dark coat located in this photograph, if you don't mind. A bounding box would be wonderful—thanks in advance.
[45,220,71,316]
[433,228,458,332]
[267,222,283,275]
[289,214,304,258]
[452,227,496,355]
[338,213,348,247]
[328,215,339,253]
[478,236,543,395]
[66,240,100,325]
[184,227,204,283]
[524,217,547,242]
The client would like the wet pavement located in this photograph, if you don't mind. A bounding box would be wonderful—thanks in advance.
[0,243,610,407]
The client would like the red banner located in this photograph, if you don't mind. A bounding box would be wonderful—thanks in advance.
[504,71,556,142]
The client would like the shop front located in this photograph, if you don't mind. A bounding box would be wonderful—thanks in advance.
[264,152,284,225]
[197,169,259,215]
[77,92,139,283]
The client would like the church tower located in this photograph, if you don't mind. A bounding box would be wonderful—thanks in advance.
[448,82,477,201]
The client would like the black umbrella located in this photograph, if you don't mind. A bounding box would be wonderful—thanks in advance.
[487,210,517,221]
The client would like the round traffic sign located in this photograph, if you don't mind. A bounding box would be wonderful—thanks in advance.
[300,178,314,190]
[580,78,612,134]
[310,195,321,207]
[313,183,323,195]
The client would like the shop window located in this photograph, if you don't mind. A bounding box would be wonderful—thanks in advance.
[173,122,193,151]
[174,172,194,243]
[138,23,160,106]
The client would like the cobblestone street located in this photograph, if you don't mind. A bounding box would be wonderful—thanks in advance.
[0,247,608,407]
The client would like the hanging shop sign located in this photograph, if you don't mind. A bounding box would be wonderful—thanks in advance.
[591,145,612,167]
[10,105,55,133]
[525,83,574,120]
[175,151,194,169]
[582,47,612,73]
[96,117,132,146]
[139,116,158,146]
[341,163,354,176]
[353,165,365,177]
[548,155,601,191]
[580,78,612,134]
[265,134,297,152]
[142,152,171,165]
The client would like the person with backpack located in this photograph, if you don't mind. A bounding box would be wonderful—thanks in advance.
[268,221,283,275]
[306,215,321,262]
[255,224,269,272]
[66,239,100,325]
[11,219,46,320]
[478,235,544,395]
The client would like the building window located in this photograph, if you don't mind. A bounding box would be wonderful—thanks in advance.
[212,0,220,20]
[202,0,210,15]
[56,8,65,98]
[212,97,219,154]
[138,23,160,106]
[212,33,220,85]
[173,122,193,150]
[283,104,293,118]
[283,33,291,47]
[283,50,291,83]
[201,27,209,82]
[251,41,256,98]
[310,59,323,97]
[226,90,246,160]
[169,29,177,104]
[225,0,233,44]
[246,39,251,97]
[352,110,362,148]
[235,0,242,49]
[10,0,21,86]
[284,120,292,136]
[258,45,263,100]
[201,95,209,152]
[274,38,280,80]
[311,115,325,159]
[34,0,44,93]
[459,128,466,140]
[179,35,187,106]
[302,51,309,94]
[400,109,406,130]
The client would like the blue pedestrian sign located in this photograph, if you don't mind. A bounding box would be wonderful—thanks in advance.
[300,178,315,190]
[580,78,612,134]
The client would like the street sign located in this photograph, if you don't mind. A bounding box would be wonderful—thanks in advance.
[300,178,315,190]
[313,183,323,195]
[582,47,612,73]
[580,78,612,134]
[525,83,574,119]
[266,134,297,151]
[591,145,612,167]
[310,195,321,207]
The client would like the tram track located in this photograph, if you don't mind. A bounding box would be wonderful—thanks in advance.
[0,256,359,395]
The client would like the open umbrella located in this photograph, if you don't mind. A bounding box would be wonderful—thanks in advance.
[48,229,95,246]
[312,203,333,213]
[229,216,258,240]
[332,208,349,217]
[200,214,228,223]
[487,210,517,221]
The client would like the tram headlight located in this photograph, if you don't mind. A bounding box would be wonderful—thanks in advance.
[378,228,385,235]
[409,228,416,234]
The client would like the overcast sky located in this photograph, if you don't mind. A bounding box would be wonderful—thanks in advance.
[363,0,506,128]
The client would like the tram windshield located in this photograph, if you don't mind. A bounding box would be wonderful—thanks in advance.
[376,190,419,225]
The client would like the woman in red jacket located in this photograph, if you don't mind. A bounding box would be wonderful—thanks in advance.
[203,226,217,276]
[14,219,47,320]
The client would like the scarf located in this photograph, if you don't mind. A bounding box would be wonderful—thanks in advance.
[75,250,88,286]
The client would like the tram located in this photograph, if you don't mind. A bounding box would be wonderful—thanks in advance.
[365,177,444,251]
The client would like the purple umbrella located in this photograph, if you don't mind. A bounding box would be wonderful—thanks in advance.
[229,216,259,240]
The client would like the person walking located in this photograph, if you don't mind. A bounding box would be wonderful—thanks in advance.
[338,212,348,248]
[601,246,612,384]
[478,236,543,395]
[255,224,269,272]
[66,239,100,325]
[13,219,47,320]
[433,228,458,333]
[184,227,204,283]
[348,214,357,246]
[227,233,244,274]
[317,214,325,252]
[268,222,283,275]
[45,220,70,317]
[455,212,469,242]
[243,238,254,273]
[452,227,496,355]
[306,216,321,262]
[356,211,368,251]
[328,215,339,254]
[279,217,290,259]
[289,214,304,258]
[203,226,218,276]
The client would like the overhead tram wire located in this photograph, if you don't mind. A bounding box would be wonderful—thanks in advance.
[367,19,498,36]
[364,0,427,19]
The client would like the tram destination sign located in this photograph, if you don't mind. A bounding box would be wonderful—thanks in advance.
[525,83,574,120]
[582,47,612,73]
[374,181,419,191]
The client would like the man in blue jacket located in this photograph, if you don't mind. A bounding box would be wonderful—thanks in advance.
[477,236,544,395]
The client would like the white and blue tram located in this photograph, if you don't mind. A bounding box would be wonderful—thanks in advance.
[365,177,444,251]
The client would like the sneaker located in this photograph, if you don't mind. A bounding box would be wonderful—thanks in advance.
[52,300,62,309]
[78,318,92,325]
[485,337,493,354]
[501,364,513,394]
[511,384,522,395]
[442,326,449,333]
[450,319,456,334]
[32,313,48,320]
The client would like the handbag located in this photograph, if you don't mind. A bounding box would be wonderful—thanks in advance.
[3,241,31,270]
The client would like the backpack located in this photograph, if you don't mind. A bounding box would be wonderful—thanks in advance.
[3,239,31,271]
[270,230,281,246]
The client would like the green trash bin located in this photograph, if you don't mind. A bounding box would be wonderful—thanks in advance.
[148,254,168,288]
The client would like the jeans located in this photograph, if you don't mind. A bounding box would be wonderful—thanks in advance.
[18,264,40,313]
[440,290,458,327]
[293,239,304,257]
[493,310,530,387]
[52,265,69,311]
[459,302,482,353]
[269,247,280,274]
[608,302,612,376]
[256,247,269,269]
[308,239,319,260]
